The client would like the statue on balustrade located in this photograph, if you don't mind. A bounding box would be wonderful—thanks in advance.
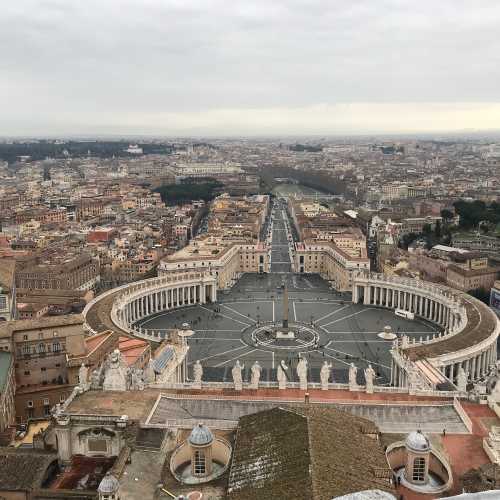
[144,358,156,384]
[131,368,145,391]
[320,361,332,390]
[103,349,130,392]
[250,361,262,389]
[90,369,102,390]
[277,360,289,390]
[232,360,244,391]
[349,363,358,391]
[457,366,468,393]
[78,363,89,390]
[297,357,308,390]
[193,360,203,389]
[364,364,376,394]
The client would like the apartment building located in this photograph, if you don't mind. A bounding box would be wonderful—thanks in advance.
[15,251,100,292]
[295,241,370,291]
[0,315,86,422]
[0,259,16,322]
[0,351,15,434]
[159,235,269,289]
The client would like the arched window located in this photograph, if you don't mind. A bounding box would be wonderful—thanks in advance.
[413,457,426,482]
[194,450,206,475]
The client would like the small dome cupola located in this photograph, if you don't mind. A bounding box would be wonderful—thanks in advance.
[405,430,430,452]
[189,423,214,447]
[98,471,120,500]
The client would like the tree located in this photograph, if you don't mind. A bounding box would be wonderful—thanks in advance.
[434,220,442,238]
[441,209,454,222]
[422,224,432,235]
[399,232,418,249]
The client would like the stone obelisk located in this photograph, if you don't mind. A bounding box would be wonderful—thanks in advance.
[282,283,289,331]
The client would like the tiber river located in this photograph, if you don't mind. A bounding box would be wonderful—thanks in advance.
[271,183,329,198]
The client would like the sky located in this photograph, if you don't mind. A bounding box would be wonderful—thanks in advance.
[1,0,500,137]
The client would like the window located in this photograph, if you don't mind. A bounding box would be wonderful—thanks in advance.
[43,398,50,406]
[27,400,34,408]
[413,457,426,482]
[194,450,206,475]
[0,295,7,310]
[53,342,61,353]
[24,370,30,376]
[41,367,46,372]
[23,335,28,341]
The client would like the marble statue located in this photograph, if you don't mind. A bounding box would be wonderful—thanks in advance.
[193,360,203,389]
[364,364,376,394]
[320,361,332,390]
[277,360,288,390]
[78,363,89,390]
[144,358,156,384]
[457,366,468,392]
[131,368,145,391]
[297,357,308,390]
[250,361,262,389]
[103,349,129,391]
[349,363,358,391]
[232,360,244,391]
[90,369,101,390]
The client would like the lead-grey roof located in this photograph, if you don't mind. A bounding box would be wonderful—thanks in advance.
[0,351,12,393]
[188,423,213,446]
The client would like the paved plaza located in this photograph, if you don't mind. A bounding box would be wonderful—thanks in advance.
[137,273,438,384]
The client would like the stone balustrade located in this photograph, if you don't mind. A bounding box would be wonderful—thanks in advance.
[84,271,217,341]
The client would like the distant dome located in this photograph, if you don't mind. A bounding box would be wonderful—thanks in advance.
[406,430,430,452]
[98,472,120,494]
[189,423,213,446]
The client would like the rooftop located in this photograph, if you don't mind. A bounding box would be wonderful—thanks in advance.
[406,294,499,361]
[0,314,84,339]
[0,351,12,392]
[0,447,57,491]
[227,405,393,500]
[0,258,15,292]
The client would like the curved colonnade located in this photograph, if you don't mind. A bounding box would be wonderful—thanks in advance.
[84,271,217,342]
[353,273,500,389]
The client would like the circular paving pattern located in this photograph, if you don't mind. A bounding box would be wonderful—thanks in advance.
[246,322,321,351]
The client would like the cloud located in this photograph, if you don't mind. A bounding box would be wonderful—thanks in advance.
[1,0,500,135]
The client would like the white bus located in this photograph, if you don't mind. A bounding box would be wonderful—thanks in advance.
[395,309,415,320]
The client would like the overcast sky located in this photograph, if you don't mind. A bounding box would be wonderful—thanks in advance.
[2,0,500,136]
